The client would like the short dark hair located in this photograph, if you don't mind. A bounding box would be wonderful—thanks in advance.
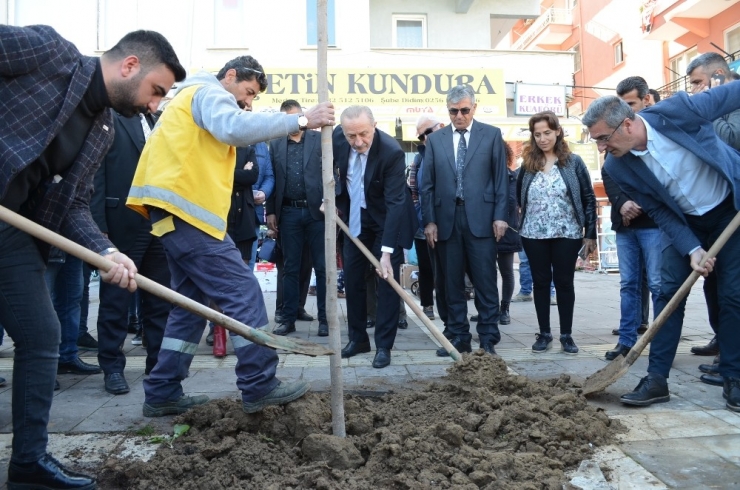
[104,30,186,82]
[616,76,649,99]
[648,88,661,102]
[280,99,302,112]
[686,52,731,77]
[216,56,268,92]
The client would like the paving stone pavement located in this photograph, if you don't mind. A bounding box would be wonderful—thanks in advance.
[0,270,738,488]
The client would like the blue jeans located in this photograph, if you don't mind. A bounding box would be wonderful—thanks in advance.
[144,210,278,404]
[248,225,260,270]
[615,228,662,348]
[518,250,555,296]
[0,221,60,463]
[279,206,326,323]
[45,255,82,364]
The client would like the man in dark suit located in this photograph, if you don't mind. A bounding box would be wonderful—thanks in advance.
[267,99,329,337]
[0,25,184,488]
[583,83,740,412]
[334,106,414,368]
[421,84,508,357]
[92,112,171,395]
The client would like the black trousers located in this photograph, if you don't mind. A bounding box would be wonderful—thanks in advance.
[414,237,435,307]
[436,205,501,345]
[275,241,311,314]
[521,237,582,335]
[97,228,170,375]
[343,210,403,349]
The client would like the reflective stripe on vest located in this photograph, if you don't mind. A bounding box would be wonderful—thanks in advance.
[128,184,226,235]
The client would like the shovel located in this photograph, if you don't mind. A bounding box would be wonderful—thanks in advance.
[0,205,333,357]
[333,217,462,361]
[582,210,740,395]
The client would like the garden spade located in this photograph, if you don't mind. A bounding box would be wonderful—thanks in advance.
[582,210,740,395]
[0,205,333,357]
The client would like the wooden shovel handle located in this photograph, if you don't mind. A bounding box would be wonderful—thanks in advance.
[0,205,332,357]
[334,217,462,361]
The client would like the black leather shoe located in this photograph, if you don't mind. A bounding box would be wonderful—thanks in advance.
[274,312,285,324]
[691,336,719,356]
[470,315,479,322]
[480,341,497,356]
[611,328,619,336]
[341,341,371,358]
[318,323,329,337]
[724,377,740,412]
[54,379,60,391]
[621,373,670,406]
[297,309,314,321]
[605,343,631,361]
[700,373,724,386]
[699,362,720,375]
[397,319,408,329]
[273,322,296,336]
[205,325,214,346]
[8,453,95,490]
[366,320,375,329]
[637,324,648,334]
[372,348,391,368]
[57,357,102,375]
[104,372,130,395]
[436,337,472,357]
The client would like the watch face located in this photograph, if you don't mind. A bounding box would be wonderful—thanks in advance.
[299,116,308,127]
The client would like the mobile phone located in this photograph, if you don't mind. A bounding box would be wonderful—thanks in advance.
[578,244,589,261]
[712,73,726,85]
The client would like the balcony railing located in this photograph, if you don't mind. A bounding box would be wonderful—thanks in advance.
[512,8,573,51]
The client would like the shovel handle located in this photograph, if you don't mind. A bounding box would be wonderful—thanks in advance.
[0,205,333,357]
[334,217,462,361]
[624,210,740,365]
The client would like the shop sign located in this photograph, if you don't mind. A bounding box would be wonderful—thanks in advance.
[514,84,567,116]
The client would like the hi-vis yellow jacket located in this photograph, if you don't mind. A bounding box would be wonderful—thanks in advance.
[127,85,235,239]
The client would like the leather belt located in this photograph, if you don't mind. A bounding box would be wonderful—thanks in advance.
[455,198,465,206]
[283,199,309,208]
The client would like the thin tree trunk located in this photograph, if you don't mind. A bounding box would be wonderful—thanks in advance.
[317,0,345,438]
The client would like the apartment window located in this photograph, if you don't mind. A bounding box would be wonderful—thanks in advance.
[572,44,581,73]
[306,0,336,47]
[726,22,740,55]
[392,15,426,48]
[614,41,624,65]
[213,0,247,47]
[670,46,699,83]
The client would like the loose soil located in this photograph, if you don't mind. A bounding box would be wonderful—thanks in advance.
[98,352,620,489]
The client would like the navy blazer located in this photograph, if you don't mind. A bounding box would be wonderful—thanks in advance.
[334,126,415,250]
[91,113,153,252]
[420,120,508,241]
[0,24,114,255]
[266,130,325,223]
[603,82,740,256]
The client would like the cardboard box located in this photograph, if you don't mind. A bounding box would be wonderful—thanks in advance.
[401,264,418,289]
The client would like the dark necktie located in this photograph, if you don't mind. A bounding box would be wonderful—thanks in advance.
[456,129,467,199]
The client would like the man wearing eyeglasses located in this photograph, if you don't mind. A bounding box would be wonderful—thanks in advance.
[127,56,334,416]
[420,84,508,357]
[583,82,740,413]
[599,76,661,363]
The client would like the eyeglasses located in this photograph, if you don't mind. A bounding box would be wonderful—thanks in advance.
[590,119,625,144]
[448,107,472,116]
[417,124,440,142]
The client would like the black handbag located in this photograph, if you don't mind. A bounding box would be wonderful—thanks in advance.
[257,237,281,263]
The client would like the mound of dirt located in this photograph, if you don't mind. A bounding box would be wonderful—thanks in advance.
[98,352,620,489]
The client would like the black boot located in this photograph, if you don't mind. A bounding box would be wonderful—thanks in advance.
[499,300,510,325]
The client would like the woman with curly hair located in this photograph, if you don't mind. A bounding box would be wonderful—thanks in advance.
[516,111,597,354]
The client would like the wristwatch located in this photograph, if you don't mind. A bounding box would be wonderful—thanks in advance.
[297,115,309,131]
